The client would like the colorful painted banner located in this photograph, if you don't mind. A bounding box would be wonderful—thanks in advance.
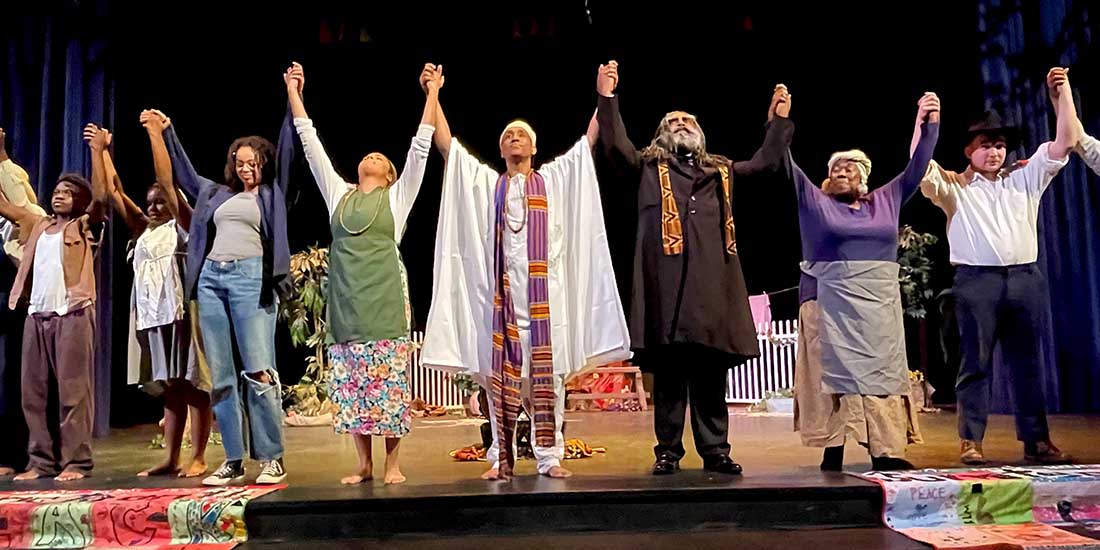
[900,523,1100,550]
[857,466,1100,549]
[0,485,281,549]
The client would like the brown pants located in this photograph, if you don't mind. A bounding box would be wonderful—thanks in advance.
[22,307,95,476]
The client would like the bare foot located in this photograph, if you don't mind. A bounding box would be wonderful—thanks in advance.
[544,466,573,478]
[384,468,406,485]
[179,459,208,478]
[55,470,86,482]
[480,467,500,480]
[13,470,42,481]
[341,470,373,485]
[138,460,181,477]
[0,467,14,476]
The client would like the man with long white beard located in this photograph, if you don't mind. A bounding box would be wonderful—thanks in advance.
[594,61,793,476]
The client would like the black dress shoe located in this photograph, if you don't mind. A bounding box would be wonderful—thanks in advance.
[652,455,680,475]
[871,456,916,471]
[820,445,845,472]
[703,456,743,475]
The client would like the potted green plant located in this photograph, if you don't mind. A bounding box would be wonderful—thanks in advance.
[898,226,938,320]
[278,245,333,418]
[749,389,793,413]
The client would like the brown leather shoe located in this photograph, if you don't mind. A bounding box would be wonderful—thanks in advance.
[1025,441,1074,465]
[960,440,987,465]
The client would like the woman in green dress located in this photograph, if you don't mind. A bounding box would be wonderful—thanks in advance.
[285,62,438,485]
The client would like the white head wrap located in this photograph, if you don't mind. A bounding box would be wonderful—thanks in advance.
[500,120,537,148]
[827,149,871,194]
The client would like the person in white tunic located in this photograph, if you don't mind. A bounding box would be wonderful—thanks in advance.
[418,64,630,480]
[104,112,213,479]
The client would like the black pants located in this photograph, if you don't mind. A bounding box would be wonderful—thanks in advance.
[0,260,29,471]
[954,264,1050,444]
[650,344,731,461]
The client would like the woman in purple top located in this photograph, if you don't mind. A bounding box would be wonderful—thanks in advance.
[791,93,940,472]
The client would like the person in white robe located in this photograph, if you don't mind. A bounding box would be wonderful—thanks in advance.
[418,64,630,480]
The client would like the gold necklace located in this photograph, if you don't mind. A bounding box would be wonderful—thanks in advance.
[338,188,385,236]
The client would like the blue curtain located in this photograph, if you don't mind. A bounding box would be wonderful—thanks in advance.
[0,10,116,435]
[977,0,1100,413]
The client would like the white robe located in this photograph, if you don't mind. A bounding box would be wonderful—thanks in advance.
[422,137,630,386]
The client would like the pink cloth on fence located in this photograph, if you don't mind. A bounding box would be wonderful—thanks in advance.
[748,294,771,335]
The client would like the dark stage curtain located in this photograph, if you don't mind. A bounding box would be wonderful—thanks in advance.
[0,9,116,436]
[977,0,1100,413]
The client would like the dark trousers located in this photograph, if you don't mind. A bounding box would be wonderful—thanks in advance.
[0,264,29,470]
[22,307,96,476]
[954,264,1050,444]
[651,344,731,461]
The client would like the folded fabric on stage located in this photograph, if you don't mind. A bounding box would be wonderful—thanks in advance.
[855,465,1100,549]
[448,439,606,461]
[0,485,281,549]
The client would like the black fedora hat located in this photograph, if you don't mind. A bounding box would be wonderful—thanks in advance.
[966,110,1020,148]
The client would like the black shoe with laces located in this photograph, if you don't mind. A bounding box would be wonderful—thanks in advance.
[202,461,245,487]
[652,454,681,476]
[256,458,287,484]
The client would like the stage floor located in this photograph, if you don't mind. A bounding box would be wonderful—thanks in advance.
[2,408,1098,491]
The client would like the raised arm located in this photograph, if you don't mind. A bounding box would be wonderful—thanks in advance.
[732,84,794,177]
[286,62,353,214]
[391,66,439,236]
[82,124,109,224]
[98,134,148,236]
[887,92,941,204]
[420,63,451,159]
[1046,67,1084,160]
[158,112,217,199]
[142,109,192,231]
[595,61,643,182]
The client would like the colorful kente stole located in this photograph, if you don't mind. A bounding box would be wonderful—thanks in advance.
[657,161,737,256]
[491,171,555,478]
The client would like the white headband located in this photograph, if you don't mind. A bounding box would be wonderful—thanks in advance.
[827,149,872,193]
[500,120,537,148]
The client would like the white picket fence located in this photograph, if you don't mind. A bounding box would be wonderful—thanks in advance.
[406,320,800,408]
[407,331,466,408]
[726,320,799,404]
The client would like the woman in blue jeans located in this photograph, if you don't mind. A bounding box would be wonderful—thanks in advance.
[152,104,296,486]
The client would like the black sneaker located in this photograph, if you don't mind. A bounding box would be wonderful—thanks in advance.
[202,461,245,486]
[256,459,287,484]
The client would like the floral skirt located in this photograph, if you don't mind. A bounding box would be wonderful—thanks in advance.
[327,337,412,437]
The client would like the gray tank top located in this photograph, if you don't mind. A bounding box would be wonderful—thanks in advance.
[208,192,263,261]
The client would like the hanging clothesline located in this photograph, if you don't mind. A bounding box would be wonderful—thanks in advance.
[764,285,799,297]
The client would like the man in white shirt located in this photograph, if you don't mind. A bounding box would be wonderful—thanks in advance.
[920,67,1083,466]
